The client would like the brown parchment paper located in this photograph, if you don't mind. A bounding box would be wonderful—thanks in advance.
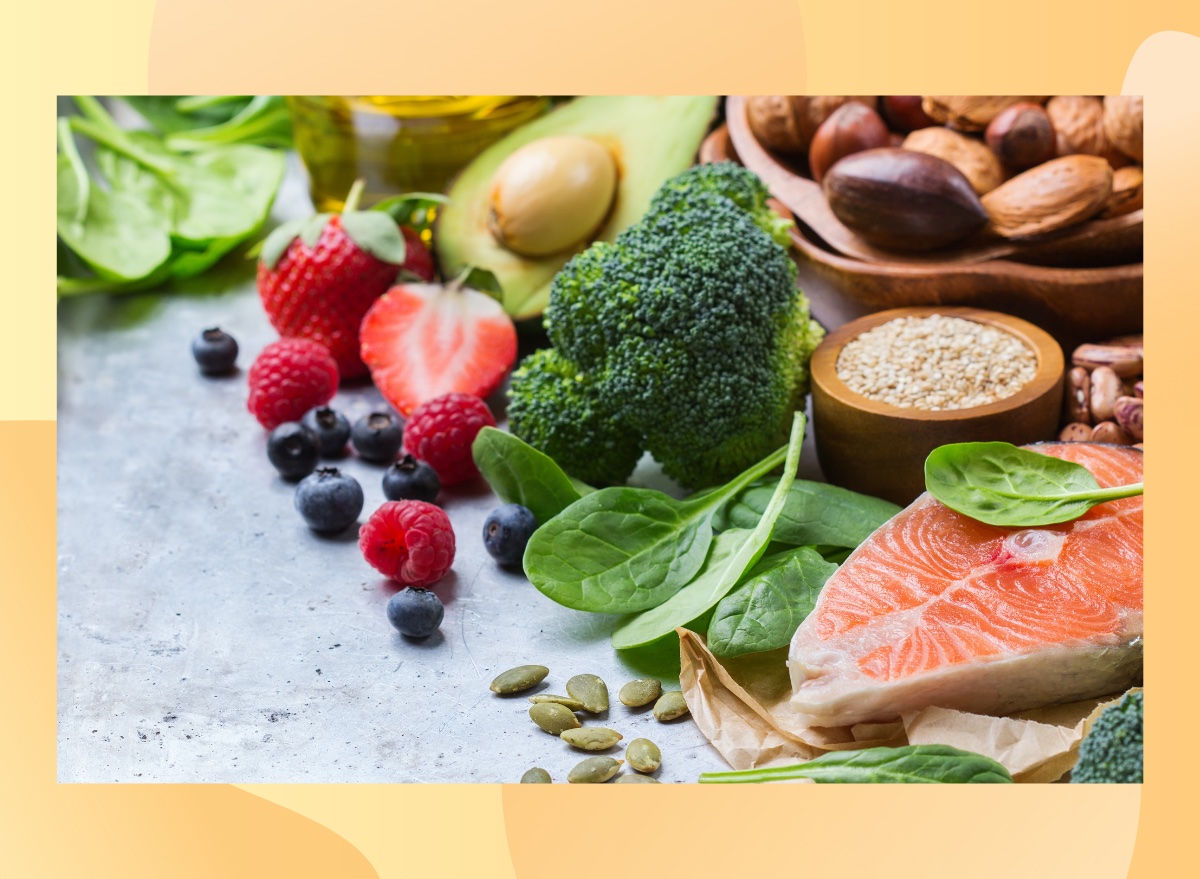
[678,628,1132,782]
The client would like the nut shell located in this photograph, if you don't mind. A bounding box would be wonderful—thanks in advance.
[902,126,1004,195]
[809,102,891,183]
[1046,96,1129,168]
[1103,96,1143,162]
[922,96,1047,132]
[823,148,989,252]
[981,155,1112,239]
[747,96,875,153]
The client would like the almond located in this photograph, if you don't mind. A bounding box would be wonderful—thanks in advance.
[982,155,1112,239]
[1103,96,1143,162]
[902,127,1004,195]
[1101,165,1143,218]
[921,96,1047,132]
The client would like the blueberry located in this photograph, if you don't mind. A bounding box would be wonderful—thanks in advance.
[382,454,441,502]
[482,504,538,567]
[294,467,364,533]
[191,327,238,375]
[386,587,444,638]
[302,406,351,458]
[351,411,404,463]
[267,422,320,480]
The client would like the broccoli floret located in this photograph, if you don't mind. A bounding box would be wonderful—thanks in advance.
[508,163,824,490]
[647,161,794,247]
[505,348,643,486]
[1071,690,1143,783]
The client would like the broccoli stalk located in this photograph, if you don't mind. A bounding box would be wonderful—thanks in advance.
[508,162,824,489]
[1071,690,1143,783]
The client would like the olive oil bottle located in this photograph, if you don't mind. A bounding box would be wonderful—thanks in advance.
[286,96,548,210]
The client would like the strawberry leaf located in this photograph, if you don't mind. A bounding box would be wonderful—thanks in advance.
[371,192,449,235]
[455,265,504,303]
[300,212,334,249]
[259,217,306,269]
[341,211,409,265]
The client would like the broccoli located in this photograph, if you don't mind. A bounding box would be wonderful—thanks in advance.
[508,162,824,489]
[1071,690,1143,783]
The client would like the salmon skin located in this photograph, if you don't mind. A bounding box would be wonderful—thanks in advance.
[788,443,1143,727]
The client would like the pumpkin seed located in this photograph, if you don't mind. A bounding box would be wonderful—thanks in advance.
[653,690,689,722]
[618,678,662,708]
[528,694,586,711]
[567,756,623,784]
[490,664,549,694]
[566,673,609,713]
[613,773,661,784]
[520,767,552,784]
[626,737,662,773]
[529,702,581,735]
[561,727,623,751]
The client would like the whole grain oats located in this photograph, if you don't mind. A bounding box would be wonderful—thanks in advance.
[835,315,1037,411]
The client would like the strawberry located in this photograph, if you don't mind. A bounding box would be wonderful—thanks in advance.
[359,277,518,417]
[256,181,435,380]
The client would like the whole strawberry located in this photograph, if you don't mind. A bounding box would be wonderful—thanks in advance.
[257,180,434,379]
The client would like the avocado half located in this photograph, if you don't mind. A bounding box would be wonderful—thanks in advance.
[435,96,719,322]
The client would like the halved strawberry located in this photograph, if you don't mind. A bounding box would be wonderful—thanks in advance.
[359,279,518,416]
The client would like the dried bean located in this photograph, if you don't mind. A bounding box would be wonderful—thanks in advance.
[1063,367,1091,425]
[1113,396,1144,440]
[1089,366,1122,423]
[1134,381,1143,400]
[1072,344,1142,378]
[1092,421,1134,445]
[1058,422,1092,442]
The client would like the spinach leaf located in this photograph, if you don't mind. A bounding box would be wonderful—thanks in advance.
[715,479,899,548]
[524,414,799,614]
[472,427,585,525]
[121,96,293,149]
[924,442,1143,527]
[706,546,837,658]
[698,745,1013,784]
[610,413,806,648]
[56,120,172,283]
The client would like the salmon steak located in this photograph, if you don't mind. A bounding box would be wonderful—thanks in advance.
[788,443,1143,727]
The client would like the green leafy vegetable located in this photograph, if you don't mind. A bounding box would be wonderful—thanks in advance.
[610,413,806,649]
[698,745,1013,784]
[120,95,293,149]
[522,415,799,614]
[472,427,586,525]
[715,479,900,548]
[56,97,286,296]
[924,442,1143,527]
[706,546,837,658]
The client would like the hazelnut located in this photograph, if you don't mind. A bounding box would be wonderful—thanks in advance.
[986,103,1057,170]
[809,102,891,183]
[881,96,937,133]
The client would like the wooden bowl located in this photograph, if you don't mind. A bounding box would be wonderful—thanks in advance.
[811,307,1066,506]
[701,119,1143,348]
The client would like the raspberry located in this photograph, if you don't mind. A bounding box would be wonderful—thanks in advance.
[247,339,340,429]
[359,501,455,586]
[401,393,496,486]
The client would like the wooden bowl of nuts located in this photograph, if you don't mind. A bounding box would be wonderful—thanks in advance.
[811,306,1066,505]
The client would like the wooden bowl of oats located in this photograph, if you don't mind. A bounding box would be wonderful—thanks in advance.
[811,306,1065,506]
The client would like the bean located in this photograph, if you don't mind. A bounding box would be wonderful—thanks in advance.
[1063,367,1091,425]
[1113,396,1143,441]
[1072,343,1143,378]
[1058,422,1092,442]
[1092,421,1135,445]
[1089,366,1122,423]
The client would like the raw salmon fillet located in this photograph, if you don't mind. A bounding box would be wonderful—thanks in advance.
[788,443,1143,726]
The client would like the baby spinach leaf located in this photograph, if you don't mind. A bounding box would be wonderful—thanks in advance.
[715,479,900,549]
[472,427,585,525]
[56,122,172,283]
[924,442,1143,527]
[698,745,1013,784]
[523,416,798,615]
[610,413,806,649]
[706,546,837,658]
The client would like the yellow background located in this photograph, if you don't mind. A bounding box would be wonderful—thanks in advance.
[6,1,1197,875]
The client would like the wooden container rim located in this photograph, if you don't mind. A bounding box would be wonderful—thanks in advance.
[811,306,1066,423]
